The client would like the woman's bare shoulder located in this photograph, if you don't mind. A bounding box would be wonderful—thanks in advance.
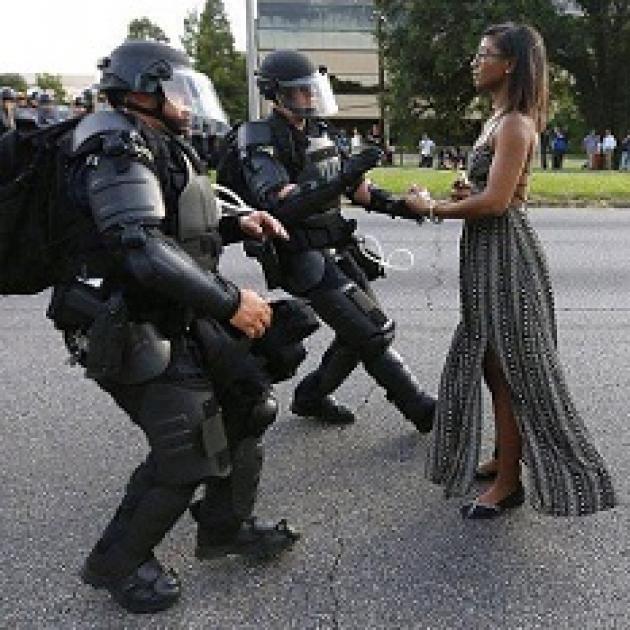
[499,112,537,135]
[494,112,537,147]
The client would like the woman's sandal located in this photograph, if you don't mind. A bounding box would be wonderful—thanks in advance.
[461,482,525,520]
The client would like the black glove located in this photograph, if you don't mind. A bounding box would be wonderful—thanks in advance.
[341,147,383,187]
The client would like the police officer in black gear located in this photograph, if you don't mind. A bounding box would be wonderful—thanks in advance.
[226,49,436,429]
[47,40,302,614]
[37,91,58,126]
[0,87,16,135]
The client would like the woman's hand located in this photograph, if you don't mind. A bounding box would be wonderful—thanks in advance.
[451,172,472,201]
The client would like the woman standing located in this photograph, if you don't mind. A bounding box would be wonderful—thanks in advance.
[405,23,616,518]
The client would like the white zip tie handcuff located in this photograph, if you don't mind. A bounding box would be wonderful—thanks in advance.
[212,183,256,216]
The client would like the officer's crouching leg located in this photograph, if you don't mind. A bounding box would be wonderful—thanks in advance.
[291,339,359,424]
[192,391,300,559]
[362,347,436,433]
[82,379,227,613]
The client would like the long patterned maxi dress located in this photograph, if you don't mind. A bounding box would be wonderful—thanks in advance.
[425,141,616,516]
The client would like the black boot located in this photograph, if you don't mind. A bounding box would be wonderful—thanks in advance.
[193,438,300,559]
[363,348,436,433]
[195,517,301,560]
[292,340,359,425]
[291,393,355,425]
[81,549,181,614]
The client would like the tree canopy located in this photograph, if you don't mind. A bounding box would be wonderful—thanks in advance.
[127,17,170,42]
[376,0,630,144]
[181,0,246,122]
[36,73,66,102]
[0,73,28,93]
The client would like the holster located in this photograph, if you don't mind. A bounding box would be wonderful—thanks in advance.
[84,293,129,381]
[341,236,386,282]
[48,282,167,384]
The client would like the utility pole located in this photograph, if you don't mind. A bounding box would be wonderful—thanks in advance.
[375,10,386,150]
[246,0,260,121]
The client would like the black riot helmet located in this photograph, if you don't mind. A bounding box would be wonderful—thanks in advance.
[38,91,54,106]
[257,49,338,118]
[97,40,228,134]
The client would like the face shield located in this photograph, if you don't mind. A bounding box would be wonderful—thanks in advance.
[277,70,338,118]
[161,67,229,135]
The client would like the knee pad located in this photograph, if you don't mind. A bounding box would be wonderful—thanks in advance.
[247,390,278,437]
[138,383,231,485]
[309,281,395,357]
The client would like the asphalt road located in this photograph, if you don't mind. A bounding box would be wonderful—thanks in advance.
[2,208,629,629]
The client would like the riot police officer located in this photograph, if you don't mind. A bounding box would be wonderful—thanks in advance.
[0,86,16,135]
[47,40,301,614]
[222,49,435,429]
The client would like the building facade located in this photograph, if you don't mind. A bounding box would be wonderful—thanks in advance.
[256,0,380,134]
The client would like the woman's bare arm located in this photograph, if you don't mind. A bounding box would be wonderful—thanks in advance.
[406,112,535,219]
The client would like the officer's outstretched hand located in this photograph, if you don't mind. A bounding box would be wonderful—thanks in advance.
[342,147,383,185]
[239,210,289,240]
[230,288,272,339]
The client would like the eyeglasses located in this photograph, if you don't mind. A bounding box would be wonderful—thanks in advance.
[473,51,504,61]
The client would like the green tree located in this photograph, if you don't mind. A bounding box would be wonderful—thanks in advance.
[0,73,28,93]
[127,17,170,42]
[553,1,630,139]
[375,0,560,145]
[36,73,66,102]
[376,0,630,145]
[181,0,246,122]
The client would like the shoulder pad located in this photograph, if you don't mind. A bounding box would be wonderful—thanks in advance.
[72,110,135,154]
[237,120,273,151]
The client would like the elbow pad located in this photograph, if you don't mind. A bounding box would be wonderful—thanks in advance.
[125,235,241,321]
[242,150,291,211]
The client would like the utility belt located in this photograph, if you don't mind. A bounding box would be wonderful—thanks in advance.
[47,281,171,384]
[244,211,356,289]
[340,236,387,282]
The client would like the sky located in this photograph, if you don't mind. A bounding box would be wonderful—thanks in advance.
[0,0,247,78]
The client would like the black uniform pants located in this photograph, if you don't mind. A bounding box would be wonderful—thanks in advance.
[292,248,384,401]
[90,336,263,576]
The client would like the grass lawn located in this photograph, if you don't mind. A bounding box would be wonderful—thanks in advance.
[368,162,630,206]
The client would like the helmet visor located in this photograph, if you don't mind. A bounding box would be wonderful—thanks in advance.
[161,68,229,133]
[277,71,338,118]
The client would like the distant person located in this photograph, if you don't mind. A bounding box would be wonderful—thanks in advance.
[37,91,58,126]
[14,89,39,131]
[0,87,16,134]
[551,127,567,169]
[582,130,599,169]
[601,129,617,170]
[539,126,550,169]
[350,127,362,154]
[72,95,88,117]
[619,132,630,171]
[366,122,382,148]
[418,133,435,167]
[334,128,351,155]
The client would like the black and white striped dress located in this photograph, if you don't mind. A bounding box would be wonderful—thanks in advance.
[425,141,616,516]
